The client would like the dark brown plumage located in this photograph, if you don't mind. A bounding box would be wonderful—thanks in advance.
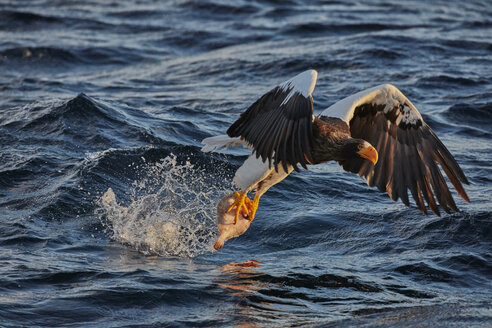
[310,116,364,164]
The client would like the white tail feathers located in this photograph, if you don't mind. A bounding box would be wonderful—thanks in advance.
[201,135,252,152]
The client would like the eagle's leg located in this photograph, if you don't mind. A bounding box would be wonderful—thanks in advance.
[227,191,252,224]
[247,193,261,222]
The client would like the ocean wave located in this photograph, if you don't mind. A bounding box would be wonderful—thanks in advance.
[5,94,162,147]
[282,22,426,36]
[444,102,492,126]
[356,48,405,60]
[394,262,454,283]
[0,47,77,63]
[0,46,150,66]
[443,39,492,52]
[178,1,259,15]
[0,10,61,28]
[417,75,485,87]
[246,272,381,292]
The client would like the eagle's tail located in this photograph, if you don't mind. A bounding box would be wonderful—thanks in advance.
[201,135,252,153]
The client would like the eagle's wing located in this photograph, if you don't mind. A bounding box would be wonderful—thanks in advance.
[321,84,470,215]
[227,69,318,173]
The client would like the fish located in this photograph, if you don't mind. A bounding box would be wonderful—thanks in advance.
[214,193,252,250]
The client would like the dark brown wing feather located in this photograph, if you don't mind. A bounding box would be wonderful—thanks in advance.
[227,86,314,172]
[346,102,470,216]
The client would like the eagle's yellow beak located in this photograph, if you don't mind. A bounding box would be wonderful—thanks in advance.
[357,144,378,165]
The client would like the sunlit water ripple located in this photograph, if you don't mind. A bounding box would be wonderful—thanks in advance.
[0,0,491,327]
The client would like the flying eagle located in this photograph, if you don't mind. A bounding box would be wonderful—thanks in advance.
[202,70,469,222]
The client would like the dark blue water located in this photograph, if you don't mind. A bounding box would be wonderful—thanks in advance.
[1,1,491,327]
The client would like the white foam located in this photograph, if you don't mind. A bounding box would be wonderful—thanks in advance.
[98,155,232,257]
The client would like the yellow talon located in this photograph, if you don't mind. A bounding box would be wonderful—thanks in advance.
[247,194,260,222]
[243,197,253,217]
[227,192,252,224]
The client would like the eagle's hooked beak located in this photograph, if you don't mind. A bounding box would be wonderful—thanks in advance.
[357,143,378,165]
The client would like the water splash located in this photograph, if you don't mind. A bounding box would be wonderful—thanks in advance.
[98,155,231,257]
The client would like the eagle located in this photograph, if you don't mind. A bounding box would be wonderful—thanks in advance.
[201,70,469,223]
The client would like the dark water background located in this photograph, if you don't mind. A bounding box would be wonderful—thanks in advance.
[1,0,491,327]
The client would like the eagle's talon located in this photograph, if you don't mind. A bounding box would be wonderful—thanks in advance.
[247,195,260,222]
[227,192,252,224]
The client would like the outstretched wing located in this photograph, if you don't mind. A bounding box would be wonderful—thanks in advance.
[227,70,318,173]
[321,84,470,215]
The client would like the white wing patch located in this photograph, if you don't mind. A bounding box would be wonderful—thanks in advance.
[321,84,422,125]
[280,69,318,106]
[397,103,421,125]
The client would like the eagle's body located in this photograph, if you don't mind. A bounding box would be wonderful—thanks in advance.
[202,70,469,221]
